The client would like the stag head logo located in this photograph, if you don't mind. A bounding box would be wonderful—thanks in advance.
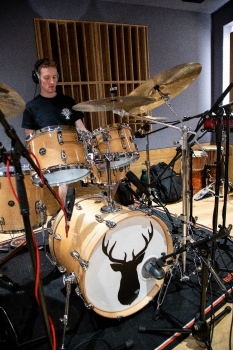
[102,222,154,305]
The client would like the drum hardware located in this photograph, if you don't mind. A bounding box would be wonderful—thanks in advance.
[70,251,89,270]
[95,214,116,229]
[139,229,233,349]
[60,272,76,350]
[74,285,94,310]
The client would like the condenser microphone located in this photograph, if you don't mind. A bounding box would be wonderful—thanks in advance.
[111,339,135,350]
[126,171,153,200]
[65,187,76,230]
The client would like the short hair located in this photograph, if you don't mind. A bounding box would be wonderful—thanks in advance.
[37,59,58,74]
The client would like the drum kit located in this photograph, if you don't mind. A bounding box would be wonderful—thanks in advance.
[1,61,232,348]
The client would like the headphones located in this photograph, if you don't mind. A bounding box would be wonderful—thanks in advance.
[32,58,59,84]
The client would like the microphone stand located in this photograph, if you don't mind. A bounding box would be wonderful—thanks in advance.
[0,109,55,349]
[139,225,233,350]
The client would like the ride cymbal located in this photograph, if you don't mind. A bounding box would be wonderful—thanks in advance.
[72,96,156,112]
[0,82,25,119]
[128,62,202,115]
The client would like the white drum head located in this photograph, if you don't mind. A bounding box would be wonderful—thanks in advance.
[84,215,168,313]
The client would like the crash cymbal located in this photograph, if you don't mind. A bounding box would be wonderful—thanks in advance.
[0,82,25,119]
[128,62,202,114]
[72,96,156,112]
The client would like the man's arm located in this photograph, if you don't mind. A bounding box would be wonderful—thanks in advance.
[25,129,35,137]
[75,119,88,132]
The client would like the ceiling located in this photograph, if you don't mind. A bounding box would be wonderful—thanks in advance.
[100,0,230,13]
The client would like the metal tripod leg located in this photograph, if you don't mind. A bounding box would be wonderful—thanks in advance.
[60,272,76,350]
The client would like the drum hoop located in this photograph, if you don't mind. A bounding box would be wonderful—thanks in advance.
[25,125,77,142]
[93,123,131,135]
[0,165,32,177]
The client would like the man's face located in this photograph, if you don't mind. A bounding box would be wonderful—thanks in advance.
[40,67,58,97]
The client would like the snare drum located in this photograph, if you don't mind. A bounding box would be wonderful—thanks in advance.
[82,164,130,186]
[92,124,139,170]
[50,195,172,318]
[0,165,46,233]
[25,126,92,186]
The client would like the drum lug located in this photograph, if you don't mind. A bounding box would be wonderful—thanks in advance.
[70,250,89,270]
[95,214,116,229]
[45,252,66,273]
[75,202,83,210]
[57,131,64,144]
[75,285,94,310]
[121,140,127,149]
[61,150,67,162]
[63,271,76,285]
[130,135,135,142]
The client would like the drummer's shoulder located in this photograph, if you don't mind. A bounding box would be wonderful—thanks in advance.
[25,94,43,108]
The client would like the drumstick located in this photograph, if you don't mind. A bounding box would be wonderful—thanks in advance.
[0,240,26,265]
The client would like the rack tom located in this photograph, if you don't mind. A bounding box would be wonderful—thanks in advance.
[25,126,92,186]
[91,124,139,170]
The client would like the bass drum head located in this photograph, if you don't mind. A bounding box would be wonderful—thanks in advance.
[84,215,171,318]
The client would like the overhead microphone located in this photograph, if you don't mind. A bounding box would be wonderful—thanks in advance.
[126,171,153,200]
[65,187,76,231]
[111,339,135,350]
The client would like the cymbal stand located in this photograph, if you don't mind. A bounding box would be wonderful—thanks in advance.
[154,87,200,280]
[115,107,197,280]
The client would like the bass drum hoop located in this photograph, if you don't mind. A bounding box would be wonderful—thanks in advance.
[50,195,173,318]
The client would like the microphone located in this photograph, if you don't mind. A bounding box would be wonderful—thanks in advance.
[65,187,76,230]
[144,259,165,280]
[124,183,143,202]
[126,171,153,200]
[134,127,146,138]
[111,339,135,350]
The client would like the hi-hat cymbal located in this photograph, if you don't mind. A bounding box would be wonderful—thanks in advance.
[72,96,156,112]
[0,82,26,119]
[128,62,202,115]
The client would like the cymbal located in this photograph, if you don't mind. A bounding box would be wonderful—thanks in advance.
[72,96,156,112]
[128,62,202,114]
[0,82,25,119]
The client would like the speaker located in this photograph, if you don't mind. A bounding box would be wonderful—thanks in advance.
[32,58,59,84]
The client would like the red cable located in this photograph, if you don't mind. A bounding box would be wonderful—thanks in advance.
[32,229,40,305]
[6,157,19,204]
[28,149,46,187]
[49,316,56,350]
[28,150,68,237]
[52,189,69,238]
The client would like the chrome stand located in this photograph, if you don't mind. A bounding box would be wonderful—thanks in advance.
[100,155,122,213]
[60,272,76,350]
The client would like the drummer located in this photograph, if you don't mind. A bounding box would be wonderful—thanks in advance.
[21,58,89,204]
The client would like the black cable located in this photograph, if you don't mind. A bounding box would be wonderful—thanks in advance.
[71,337,111,350]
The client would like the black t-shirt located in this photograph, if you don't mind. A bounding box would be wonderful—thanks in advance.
[21,94,84,130]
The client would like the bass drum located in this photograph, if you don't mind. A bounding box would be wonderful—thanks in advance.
[50,196,173,318]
